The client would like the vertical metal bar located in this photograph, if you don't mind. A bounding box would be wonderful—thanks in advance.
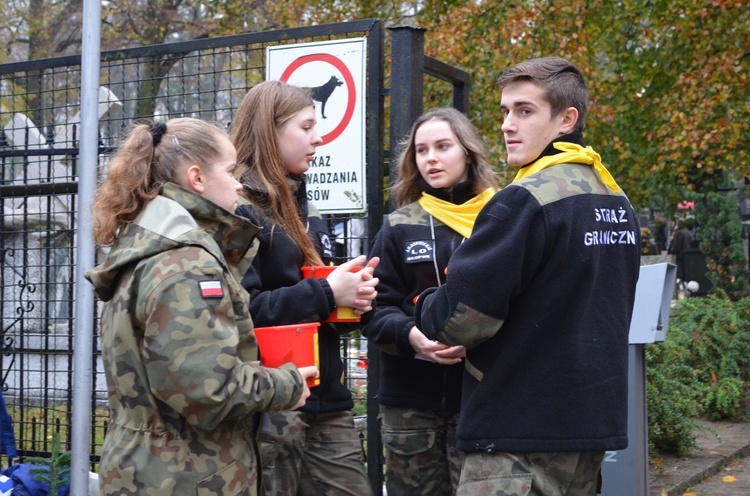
[70,0,100,491]
[364,25,426,496]
[365,22,385,495]
[453,79,471,115]
[387,26,425,196]
[366,21,385,249]
[365,337,382,495]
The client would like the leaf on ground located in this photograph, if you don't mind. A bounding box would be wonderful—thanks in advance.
[722,475,737,483]
[682,492,696,496]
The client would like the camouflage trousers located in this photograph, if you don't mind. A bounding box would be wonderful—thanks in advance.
[259,410,372,496]
[379,405,462,496]
[456,451,604,496]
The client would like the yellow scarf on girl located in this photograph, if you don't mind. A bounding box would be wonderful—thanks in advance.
[513,142,622,194]
[418,187,496,239]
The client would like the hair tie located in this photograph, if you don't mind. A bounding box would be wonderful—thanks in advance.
[149,122,167,146]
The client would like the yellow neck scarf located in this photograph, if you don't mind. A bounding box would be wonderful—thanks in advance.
[513,142,621,194]
[417,187,496,239]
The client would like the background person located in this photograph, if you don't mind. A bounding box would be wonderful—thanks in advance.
[230,80,379,496]
[641,227,659,255]
[363,107,499,495]
[653,212,668,254]
[415,57,641,495]
[669,217,695,281]
[86,118,315,495]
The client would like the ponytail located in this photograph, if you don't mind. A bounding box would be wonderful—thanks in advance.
[92,118,227,245]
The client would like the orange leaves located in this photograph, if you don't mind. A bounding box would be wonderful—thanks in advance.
[417,0,747,208]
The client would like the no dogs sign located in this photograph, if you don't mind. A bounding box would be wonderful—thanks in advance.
[267,38,367,214]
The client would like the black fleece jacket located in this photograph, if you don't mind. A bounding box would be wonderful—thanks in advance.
[363,180,478,414]
[416,133,641,453]
[235,174,354,414]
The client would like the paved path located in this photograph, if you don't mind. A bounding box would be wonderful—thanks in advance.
[686,456,750,495]
[649,419,750,495]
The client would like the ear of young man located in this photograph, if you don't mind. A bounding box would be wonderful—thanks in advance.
[557,107,579,135]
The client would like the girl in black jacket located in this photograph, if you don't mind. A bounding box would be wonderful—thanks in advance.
[230,81,379,496]
[364,107,499,495]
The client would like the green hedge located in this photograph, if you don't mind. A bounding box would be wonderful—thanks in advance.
[646,292,750,457]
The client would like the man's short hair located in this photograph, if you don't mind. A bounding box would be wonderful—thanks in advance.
[496,57,588,132]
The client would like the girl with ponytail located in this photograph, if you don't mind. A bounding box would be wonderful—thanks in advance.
[87,117,316,495]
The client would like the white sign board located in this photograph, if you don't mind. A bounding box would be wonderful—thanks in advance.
[267,38,367,214]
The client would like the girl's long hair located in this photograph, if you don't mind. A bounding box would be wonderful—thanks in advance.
[92,118,227,245]
[230,80,322,266]
[391,107,499,208]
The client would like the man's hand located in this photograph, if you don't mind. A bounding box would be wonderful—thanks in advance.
[408,326,464,365]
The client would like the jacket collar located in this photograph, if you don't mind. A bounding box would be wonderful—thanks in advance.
[421,178,475,205]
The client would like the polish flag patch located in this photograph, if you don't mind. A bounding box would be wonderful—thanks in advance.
[199,280,224,298]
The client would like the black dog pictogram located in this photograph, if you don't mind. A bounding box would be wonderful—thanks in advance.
[304,76,343,119]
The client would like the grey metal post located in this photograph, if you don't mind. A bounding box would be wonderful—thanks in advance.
[600,344,649,495]
[600,262,676,495]
[70,0,101,492]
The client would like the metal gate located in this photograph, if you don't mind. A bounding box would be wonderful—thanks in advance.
[0,19,470,494]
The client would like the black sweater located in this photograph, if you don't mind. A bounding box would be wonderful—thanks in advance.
[236,174,353,414]
[416,135,641,453]
[363,181,478,414]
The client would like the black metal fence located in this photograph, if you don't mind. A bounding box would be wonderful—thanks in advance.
[1,19,471,494]
[1,17,384,466]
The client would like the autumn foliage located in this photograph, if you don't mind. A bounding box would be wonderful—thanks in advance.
[413,0,750,211]
[2,0,749,211]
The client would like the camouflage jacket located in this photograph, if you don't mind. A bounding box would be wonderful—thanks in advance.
[85,183,305,496]
[416,133,641,453]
